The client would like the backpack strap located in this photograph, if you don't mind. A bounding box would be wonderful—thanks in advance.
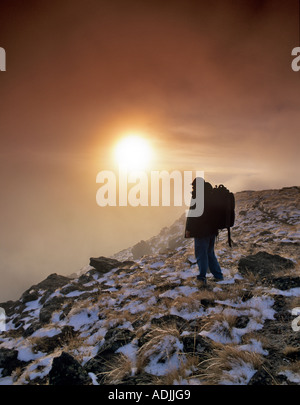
[227,227,232,247]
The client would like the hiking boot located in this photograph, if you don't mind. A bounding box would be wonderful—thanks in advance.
[197,277,207,288]
[213,276,224,282]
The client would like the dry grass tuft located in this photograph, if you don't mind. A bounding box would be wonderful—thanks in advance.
[153,354,199,385]
[102,353,135,384]
[196,344,264,384]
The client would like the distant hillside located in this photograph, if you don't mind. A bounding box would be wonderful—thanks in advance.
[0,186,299,385]
[112,186,300,261]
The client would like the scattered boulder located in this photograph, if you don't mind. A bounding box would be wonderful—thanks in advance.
[84,327,135,384]
[248,367,275,385]
[39,296,68,324]
[0,300,15,317]
[33,326,78,354]
[238,251,295,277]
[182,335,212,354]
[0,348,26,377]
[271,276,300,290]
[241,290,254,302]
[48,352,90,385]
[234,315,250,329]
[24,273,71,304]
[89,256,121,274]
[84,349,123,382]
[151,314,189,332]
[101,328,135,353]
[200,298,215,308]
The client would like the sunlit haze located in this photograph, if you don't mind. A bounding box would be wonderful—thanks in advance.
[0,0,299,301]
[114,135,153,170]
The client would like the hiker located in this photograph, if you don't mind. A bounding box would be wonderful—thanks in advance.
[185,177,224,287]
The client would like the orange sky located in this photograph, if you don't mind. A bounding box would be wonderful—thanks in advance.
[0,0,299,300]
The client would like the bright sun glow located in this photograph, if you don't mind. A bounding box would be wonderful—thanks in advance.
[115,135,152,170]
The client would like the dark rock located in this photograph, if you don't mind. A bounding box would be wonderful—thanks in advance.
[182,335,212,354]
[48,352,89,385]
[121,260,136,267]
[155,282,183,294]
[20,289,40,304]
[283,347,300,361]
[151,314,189,332]
[24,273,71,305]
[33,326,78,353]
[234,315,250,329]
[200,299,215,308]
[132,318,145,329]
[262,319,287,336]
[272,295,294,323]
[138,315,190,349]
[248,367,274,385]
[272,295,287,312]
[0,348,26,377]
[241,290,254,302]
[138,330,152,348]
[259,230,272,236]
[0,274,71,323]
[0,300,16,317]
[238,251,295,277]
[102,328,135,353]
[39,296,68,324]
[23,321,42,338]
[84,351,123,382]
[89,256,121,274]
[271,276,300,291]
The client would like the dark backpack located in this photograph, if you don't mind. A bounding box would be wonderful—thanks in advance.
[211,185,235,247]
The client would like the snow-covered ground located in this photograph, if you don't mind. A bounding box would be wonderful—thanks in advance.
[0,187,299,385]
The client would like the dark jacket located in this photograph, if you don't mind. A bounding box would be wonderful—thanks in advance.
[185,182,218,238]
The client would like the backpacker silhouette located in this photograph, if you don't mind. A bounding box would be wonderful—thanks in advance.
[211,184,235,247]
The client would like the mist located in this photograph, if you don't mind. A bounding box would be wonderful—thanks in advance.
[0,148,295,302]
[0,152,188,301]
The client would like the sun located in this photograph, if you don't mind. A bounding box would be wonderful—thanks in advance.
[114,135,152,170]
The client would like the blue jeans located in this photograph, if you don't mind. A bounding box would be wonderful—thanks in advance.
[194,235,223,280]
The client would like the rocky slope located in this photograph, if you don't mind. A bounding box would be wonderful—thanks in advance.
[0,186,299,385]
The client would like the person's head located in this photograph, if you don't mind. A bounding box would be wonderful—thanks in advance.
[191,177,212,200]
[191,177,212,192]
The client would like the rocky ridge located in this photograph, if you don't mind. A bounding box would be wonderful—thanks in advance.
[0,186,299,385]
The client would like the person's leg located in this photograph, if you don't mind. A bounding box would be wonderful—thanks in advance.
[194,237,210,281]
[207,235,223,280]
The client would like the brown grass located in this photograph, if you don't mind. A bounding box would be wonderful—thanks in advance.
[195,344,264,384]
[102,353,135,384]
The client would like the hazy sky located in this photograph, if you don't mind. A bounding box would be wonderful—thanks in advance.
[0,0,299,300]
